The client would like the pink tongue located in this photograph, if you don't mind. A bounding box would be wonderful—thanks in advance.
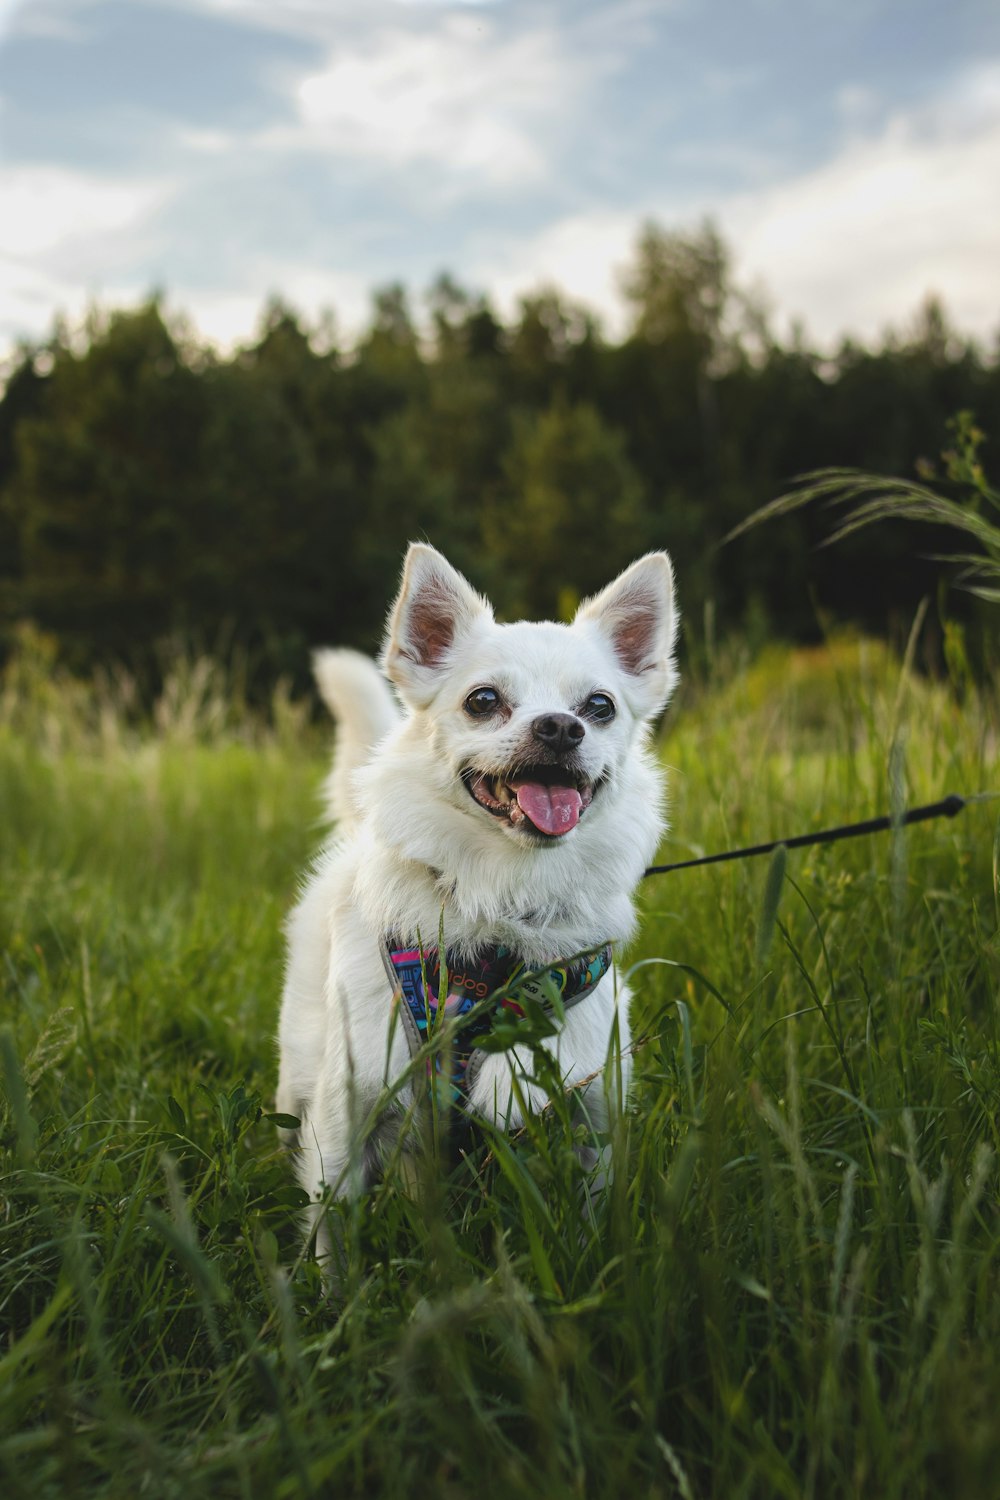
[514,781,582,836]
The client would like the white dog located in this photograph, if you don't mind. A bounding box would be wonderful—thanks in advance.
[276,543,677,1255]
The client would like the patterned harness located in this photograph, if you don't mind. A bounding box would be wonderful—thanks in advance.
[382,937,613,1111]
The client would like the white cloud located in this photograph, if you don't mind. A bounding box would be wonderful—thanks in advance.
[184,0,499,33]
[0,255,71,340]
[152,260,374,352]
[2,0,94,41]
[177,290,268,349]
[0,165,177,345]
[280,15,571,185]
[0,254,145,352]
[472,211,638,335]
[203,260,372,345]
[0,166,169,258]
[729,70,1000,344]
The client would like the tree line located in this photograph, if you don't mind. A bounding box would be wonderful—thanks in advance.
[1,222,997,694]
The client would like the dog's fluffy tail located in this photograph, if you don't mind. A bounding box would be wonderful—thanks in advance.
[312,648,399,829]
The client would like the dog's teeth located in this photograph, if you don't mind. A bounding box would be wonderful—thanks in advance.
[496,781,512,805]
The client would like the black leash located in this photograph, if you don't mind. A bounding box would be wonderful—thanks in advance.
[643,793,983,878]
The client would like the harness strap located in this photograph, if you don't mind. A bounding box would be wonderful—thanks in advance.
[382,938,613,1109]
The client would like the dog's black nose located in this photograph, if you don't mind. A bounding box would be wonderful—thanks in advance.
[531,712,585,755]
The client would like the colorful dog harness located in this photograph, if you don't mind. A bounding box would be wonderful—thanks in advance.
[382,937,613,1110]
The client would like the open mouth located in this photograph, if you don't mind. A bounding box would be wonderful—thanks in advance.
[462,765,597,837]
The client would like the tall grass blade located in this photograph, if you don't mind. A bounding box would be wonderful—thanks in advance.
[755,844,786,965]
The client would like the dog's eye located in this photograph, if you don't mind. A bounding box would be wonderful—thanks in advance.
[465,686,502,717]
[584,692,616,723]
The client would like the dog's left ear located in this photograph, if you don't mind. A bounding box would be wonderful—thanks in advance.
[381,543,493,707]
[574,552,678,716]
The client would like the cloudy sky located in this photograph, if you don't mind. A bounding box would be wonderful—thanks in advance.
[1,0,998,356]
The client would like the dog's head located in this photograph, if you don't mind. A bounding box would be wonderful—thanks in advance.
[379,544,678,847]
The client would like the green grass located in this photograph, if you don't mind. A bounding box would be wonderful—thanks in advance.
[1,636,998,1499]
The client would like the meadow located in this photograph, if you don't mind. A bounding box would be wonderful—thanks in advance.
[1,630,998,1499]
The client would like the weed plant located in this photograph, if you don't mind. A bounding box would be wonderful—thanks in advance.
[1,634,998,1499]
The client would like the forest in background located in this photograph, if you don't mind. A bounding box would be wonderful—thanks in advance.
[1,222,998,695]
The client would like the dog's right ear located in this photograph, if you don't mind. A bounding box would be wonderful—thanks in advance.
[381,543,492,707]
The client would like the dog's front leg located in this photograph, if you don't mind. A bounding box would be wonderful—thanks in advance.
[296,1041,376,1275]
[568,995,634,1223]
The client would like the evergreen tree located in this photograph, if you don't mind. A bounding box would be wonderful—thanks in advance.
[491,399,648,619]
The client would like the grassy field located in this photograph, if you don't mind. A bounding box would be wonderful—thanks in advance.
[1,634,998,1499]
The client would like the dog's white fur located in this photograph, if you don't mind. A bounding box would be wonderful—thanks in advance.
[276,543,678,1251]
